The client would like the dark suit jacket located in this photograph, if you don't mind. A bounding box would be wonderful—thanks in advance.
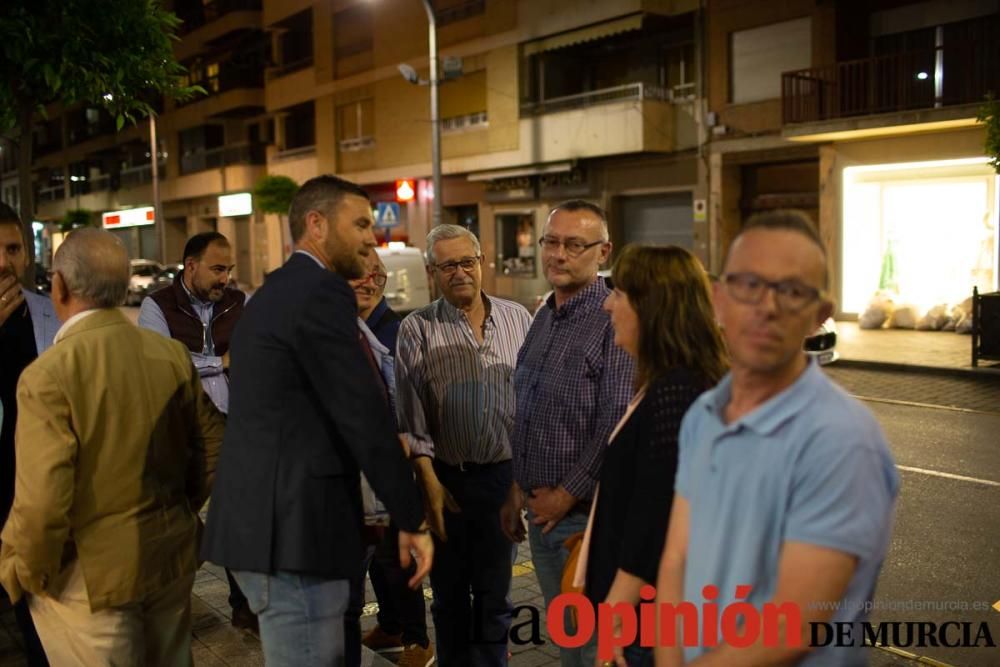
[200,252,424,578]
[365,298,402,355]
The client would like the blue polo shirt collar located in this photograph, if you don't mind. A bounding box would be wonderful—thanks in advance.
[705,357,823,436]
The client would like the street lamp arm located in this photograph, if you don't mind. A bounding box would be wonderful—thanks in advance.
[421,0,436,31]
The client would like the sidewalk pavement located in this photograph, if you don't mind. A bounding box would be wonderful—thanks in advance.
[834,321,999,373]
[1,540,561,667]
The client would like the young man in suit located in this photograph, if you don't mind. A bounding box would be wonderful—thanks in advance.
[201,175,434,666]
[0,203,57,667]
[0,228,225,664]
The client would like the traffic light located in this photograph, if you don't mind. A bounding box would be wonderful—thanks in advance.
[395,179,415,202]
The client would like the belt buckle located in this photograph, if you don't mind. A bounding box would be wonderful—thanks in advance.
[458,461,467,472]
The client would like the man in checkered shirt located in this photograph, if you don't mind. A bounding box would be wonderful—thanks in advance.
[502,200,635,667]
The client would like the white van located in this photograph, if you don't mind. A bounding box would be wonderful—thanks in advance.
[376,245,431,315]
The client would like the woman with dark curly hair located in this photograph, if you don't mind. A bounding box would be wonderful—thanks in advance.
[576,244,727,667]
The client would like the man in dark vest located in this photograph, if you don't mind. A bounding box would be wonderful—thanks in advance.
[137,231,255,631]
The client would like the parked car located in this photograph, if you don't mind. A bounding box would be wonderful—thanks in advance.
[34,269,52,295]
[148,263,183,296]
[376,245,430,315]
[126,259,165,305]
[805,317,839,365]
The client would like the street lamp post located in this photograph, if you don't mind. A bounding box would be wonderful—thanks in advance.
[420,0,442,228]
[150,114,165,264]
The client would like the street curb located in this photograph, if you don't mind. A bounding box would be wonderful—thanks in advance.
[833,358,1000,378]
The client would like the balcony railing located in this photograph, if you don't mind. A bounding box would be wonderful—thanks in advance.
[520,82,670,116]
[338,136,375,152]
[267,57,314,80]
[119,162,167,189]
[782,43,999,124]
[37,185,65,202]
[442,111,488,134]
[178,0,262,35]
[178,65,265,106]
[180,142,266,175]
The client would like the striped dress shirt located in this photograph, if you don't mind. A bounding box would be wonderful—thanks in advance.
[396,293,531,465]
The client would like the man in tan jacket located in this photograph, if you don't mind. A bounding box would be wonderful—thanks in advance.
[0,228,225,665]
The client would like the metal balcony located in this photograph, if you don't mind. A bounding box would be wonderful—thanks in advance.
[782,43,999,124]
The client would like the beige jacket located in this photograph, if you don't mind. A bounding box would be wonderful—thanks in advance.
[0,308,225,611]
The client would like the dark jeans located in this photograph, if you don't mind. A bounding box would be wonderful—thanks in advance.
[14,597,48,666]
[371,522,429,644]
[345,523,430,664]
[226,568,248,610]
[430,460,514,667]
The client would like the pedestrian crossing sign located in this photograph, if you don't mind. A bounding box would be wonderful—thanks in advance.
[375,202,401,228]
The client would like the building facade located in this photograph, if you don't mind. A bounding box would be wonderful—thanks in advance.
[261,0,705,304]
[705,0,997,316]
[2,0,995,312]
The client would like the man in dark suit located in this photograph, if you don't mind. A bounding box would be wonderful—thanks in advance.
[201,175,433,666]
[0,202,57,667]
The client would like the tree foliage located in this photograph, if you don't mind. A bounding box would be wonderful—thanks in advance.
[0,0,200,133]
[254,175,299,216]
[0,0,201,281]
[60,208,94,232]
[978,94,1000,175]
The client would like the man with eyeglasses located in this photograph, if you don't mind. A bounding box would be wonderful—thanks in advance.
[655,210,899,667]
[503,200,634,667]
[396,224,531,666]
[344,252,434,667]
[138,232,255,633]
[355,253,402,351]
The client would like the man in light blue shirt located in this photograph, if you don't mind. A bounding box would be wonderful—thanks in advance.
[656,210,899,667]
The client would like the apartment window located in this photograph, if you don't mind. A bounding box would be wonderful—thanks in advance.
[67,106,115,144]
[334,4,373,78]
[521,14,692,110]
[497,212,536,278]
[33,118,62,156]
[276,9,313,76]
[36,168,65,202]
[284,102,315,150]
[2,186,16,212]
[0,140,16,173]
[179,124,224,174]
[441,69,487,125]
[434,0,486,28]
[205,62,220,93]
[729,17,811,104]
[337,99,374,151]
[664,42,696,99]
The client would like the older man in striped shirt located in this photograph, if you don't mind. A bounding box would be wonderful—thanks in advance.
[396,224,530,667]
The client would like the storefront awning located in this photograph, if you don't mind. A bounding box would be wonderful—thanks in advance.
[522,14,644,57]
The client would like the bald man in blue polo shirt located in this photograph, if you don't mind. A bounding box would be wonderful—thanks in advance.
[655,210,899,667]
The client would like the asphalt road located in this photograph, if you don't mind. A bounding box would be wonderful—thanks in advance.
[865,401,999,667]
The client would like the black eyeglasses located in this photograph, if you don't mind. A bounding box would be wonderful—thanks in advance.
[433,256,480,275]
[721,272,824,313]
[538,236,605,257]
